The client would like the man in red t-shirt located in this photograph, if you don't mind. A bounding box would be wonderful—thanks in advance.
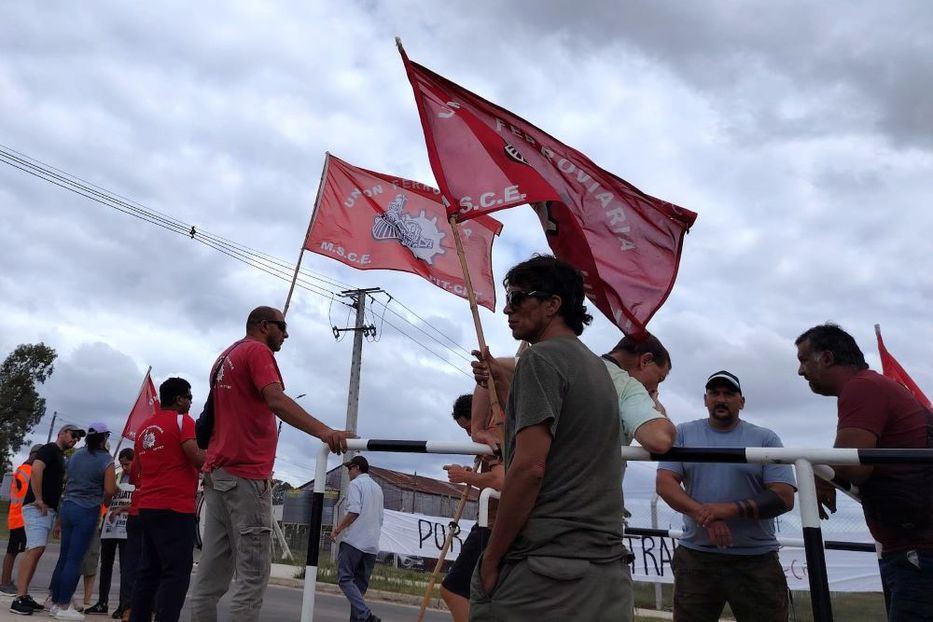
[796,323,933,619]
[130,377,202,622]
[189,305,351,622]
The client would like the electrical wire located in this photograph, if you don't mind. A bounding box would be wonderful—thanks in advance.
[0,145,476,377]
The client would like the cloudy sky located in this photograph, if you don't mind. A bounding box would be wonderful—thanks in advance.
[1,2,931,527]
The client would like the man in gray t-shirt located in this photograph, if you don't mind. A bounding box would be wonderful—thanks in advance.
[657,370,796,622]
[470,255,631,622]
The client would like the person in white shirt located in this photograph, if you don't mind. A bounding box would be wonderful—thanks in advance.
[331,456,384,622]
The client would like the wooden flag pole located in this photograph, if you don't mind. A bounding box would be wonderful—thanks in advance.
[283,153,331,317]
[415,457,483,622]
[414,216,506,621]
[447,215,506,426]
[113,366,152,458]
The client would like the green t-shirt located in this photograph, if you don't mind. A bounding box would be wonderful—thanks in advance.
[503,336,626,562]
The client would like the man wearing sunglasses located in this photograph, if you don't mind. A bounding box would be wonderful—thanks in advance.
[10,424,84,615]
[469,256,631,621]
[189,306,352,622]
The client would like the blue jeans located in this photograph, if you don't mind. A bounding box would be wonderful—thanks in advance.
[880,549,933,621]
[50,501,99,605]
[337,542,376,621]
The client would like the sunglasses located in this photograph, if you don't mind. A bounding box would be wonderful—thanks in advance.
[264,320,288,332]
[505,290,550,308]
[70,432,82,440]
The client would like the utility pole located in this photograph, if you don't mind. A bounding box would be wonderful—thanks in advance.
[331,287,380,560]
[46,411,58,443]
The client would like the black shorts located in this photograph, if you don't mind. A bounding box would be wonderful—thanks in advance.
[441,524,490,598]
[7,527,26,555]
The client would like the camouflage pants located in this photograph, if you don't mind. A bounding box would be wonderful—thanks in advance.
[672,546,788,622]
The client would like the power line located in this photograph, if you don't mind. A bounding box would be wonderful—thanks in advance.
[0,145,475,378]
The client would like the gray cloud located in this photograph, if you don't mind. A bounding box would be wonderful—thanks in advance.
[1,1,931,493]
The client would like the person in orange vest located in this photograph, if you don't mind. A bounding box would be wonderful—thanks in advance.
[1,444,42,594]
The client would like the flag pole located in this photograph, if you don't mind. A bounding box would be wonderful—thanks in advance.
[114,366,151,457]
[447,215,506,427]
[415,459,482,622]
[283,153,331,317]
[413,218,505,620]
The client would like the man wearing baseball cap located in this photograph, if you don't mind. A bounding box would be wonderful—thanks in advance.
[656,371,797,622]
[331,456,384,622]
[10,424,84,615]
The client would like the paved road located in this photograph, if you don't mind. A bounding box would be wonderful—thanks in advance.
[3,543,448,621]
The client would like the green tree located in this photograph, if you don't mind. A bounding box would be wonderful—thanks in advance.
[0,343,57,462]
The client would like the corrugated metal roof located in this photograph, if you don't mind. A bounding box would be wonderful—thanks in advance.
[300,464,479,501]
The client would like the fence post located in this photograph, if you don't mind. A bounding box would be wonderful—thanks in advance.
[794,458,833,622]
[300,444,331,622]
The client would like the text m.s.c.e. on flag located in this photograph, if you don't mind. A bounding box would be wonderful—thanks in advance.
[304,153,502,311]
[399,47,698,336]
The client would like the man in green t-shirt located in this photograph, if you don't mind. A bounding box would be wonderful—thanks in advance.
[469,255,631,622]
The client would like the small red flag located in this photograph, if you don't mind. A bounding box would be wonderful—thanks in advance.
[399,47,697,335]
[875,325,931,408]
[304,154,502,310]
[122,371,160,441]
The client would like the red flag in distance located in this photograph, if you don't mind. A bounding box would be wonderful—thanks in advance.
[875,325,931,408]
[304,153,502,311]
[122,372,160,441]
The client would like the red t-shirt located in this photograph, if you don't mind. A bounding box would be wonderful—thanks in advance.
[203,338,283,480]
[838,369,933,552]
[133,409,199,514]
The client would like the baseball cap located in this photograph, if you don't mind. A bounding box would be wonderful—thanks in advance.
[344,455,369,470]
[59,423,86,438]
[705,370,742,394]
[88,422,111,435]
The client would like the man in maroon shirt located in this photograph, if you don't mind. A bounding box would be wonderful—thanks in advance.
[129,377,202,622]
[796,323,933,620]
[189,306,351,622]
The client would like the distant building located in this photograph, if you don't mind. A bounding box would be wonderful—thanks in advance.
[285,465,480,527]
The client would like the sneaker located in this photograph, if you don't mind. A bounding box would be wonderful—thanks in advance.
[54,606,85,620]
[110,606,124,620]
[365,614,381,622]
[50,604,61,616]
[85,602,108,615]
[0,583,18,595]
[9,596,34,615]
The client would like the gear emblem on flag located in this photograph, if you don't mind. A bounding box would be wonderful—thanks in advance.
[372,193,446,264]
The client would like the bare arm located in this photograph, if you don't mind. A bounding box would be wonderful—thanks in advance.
[102,464,117,505]
[262,383,350,453]
[656,468,703,517]
[634,418,676,454]
[181,439,205,469]
[444,463,505,491]
[482,423,551,576]
[30,459,47,513]
[331,512,359,540]
[656,468,734,548]
[470,355,517,448]
[832,427,877,484]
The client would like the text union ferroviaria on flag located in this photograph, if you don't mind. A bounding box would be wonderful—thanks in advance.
[399,46,698,336]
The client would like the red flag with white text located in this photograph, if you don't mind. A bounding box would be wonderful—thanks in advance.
[304,153,502,310]
[399,47,698,335]
[122,372,159,441]
[875,325,931,408]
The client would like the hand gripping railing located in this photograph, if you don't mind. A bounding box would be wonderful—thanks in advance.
[299,440,933,622]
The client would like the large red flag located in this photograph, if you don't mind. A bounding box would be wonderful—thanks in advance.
[875,325,931,408]
[399,47,698,335]
[122,371,159,441]
[304,153,502,310]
